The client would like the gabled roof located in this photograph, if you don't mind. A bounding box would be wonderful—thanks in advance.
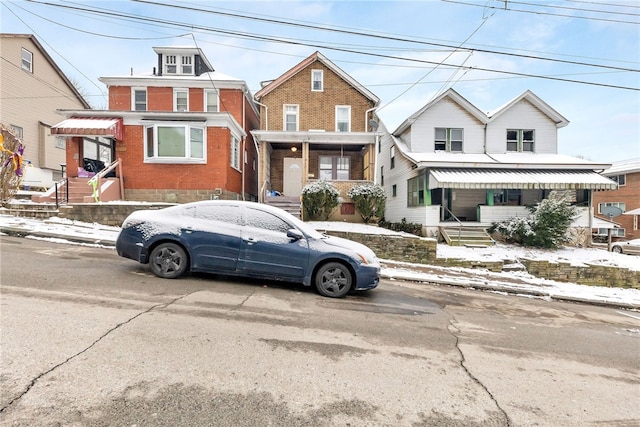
[1,34,91,109]
[488,90,569,128]
[393,88,487,135]
[254,51,379,104]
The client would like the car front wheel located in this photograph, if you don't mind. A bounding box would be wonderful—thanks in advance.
[149,242,188,279]
[315,262,352,298]
[611,246,623,254]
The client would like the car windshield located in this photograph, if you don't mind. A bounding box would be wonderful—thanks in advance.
[270,207,324,239]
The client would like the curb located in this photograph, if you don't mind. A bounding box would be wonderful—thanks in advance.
[2,225,637,311]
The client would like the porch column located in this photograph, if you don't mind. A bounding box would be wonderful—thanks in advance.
[486,189,494,206]
[65,136,83,178]
[302,140,310,188]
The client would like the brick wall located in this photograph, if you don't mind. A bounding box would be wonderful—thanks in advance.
[259,60,375,132]
[592,171,640,240]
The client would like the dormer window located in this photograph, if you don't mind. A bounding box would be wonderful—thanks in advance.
[507,129,534,152]
[164,54,195,75]
[182,56,193,74]
[165,55,177,74]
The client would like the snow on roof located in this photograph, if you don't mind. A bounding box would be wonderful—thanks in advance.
[603,158,640,175]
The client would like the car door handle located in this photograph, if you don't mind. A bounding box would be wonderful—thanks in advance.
[183,227,194,234]
[243,237,257,245]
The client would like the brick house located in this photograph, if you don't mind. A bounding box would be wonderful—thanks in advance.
[48,46,259,203]
[592,158,640,241]
[251,52,380,220]
[0,33,90,188]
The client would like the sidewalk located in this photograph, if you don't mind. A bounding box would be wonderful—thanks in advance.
[1,213,639,310]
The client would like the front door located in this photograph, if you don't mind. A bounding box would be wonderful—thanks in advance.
[283,157,303,197]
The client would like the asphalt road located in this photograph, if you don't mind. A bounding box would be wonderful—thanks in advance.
[1,235,639,426]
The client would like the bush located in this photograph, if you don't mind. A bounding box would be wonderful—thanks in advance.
[378,218,423,236]
[347,183,386,223]
[488,196,578,248]
[0,125,24,203]
[301,180,340,220]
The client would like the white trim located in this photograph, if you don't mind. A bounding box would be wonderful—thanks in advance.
[311,69,323,92]
[204,89,219,112]
[173,88,189,112]
[335,105,351,132]
[131,87,147,111]
[283,104,299,131]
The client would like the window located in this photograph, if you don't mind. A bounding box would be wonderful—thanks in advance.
[10,125,23,139]
[336,106,351,132]
[21,48,33,73]
[390,146,395,169]
[407,173,426,207]
[380,166,384,186]
[312,69,323,91]
[174,89,188,112]
[610,174,626,186]
[319,156,349,180]
[284,105,298,131]
[83,136,112,163]
[435,128,463,152]
[596,228,625,237]
[204,89,219,112]
[165,55,177,74]
[231,134,240,170]
[54,136,66,149]
[181,56,193,74]
[598,202,626,214]
[247,208,293,233]
[392,184,397,197]
[507,129,534,152]
[133,89,147,111]
[145,124,205,162]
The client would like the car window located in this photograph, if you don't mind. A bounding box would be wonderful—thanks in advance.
[195,205,241,225]
[245,208,292,233]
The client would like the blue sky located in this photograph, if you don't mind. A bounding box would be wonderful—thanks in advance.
[2,0,639,163]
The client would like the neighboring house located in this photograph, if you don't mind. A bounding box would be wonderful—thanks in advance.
[251,51,380,220]
[592,158,640,241]
[0,33,91,188]
[378,88,617,241]
[49,45,259,203]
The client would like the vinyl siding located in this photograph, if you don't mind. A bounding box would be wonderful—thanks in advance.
[486,99,558,154]
[409,98,485,153]
[0,36,87,176]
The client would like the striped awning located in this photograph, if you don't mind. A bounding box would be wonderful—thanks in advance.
[429,168,617,190]
[51,117,123,140]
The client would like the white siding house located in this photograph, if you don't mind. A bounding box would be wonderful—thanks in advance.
[378,88,617,239]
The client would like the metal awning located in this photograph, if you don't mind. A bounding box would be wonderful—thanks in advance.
[623,207,640,216]
[429,168,617,190]
[51,117,123,140]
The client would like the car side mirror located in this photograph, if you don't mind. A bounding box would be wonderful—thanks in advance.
[287,229,304,241]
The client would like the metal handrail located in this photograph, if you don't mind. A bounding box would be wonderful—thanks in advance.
[54,178,68,208]
[440,205,463,245]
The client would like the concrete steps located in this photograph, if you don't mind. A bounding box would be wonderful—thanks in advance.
[265,195,301,218]
[440,225,495,247]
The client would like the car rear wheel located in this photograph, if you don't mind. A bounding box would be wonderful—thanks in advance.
[315,262,352,298]
[149,243,188,279]
[611,246,623,254]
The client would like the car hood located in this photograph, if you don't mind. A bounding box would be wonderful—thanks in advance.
[321,235,378,259]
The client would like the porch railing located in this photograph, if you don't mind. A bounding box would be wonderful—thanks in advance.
[87,158,123,202]
[54,178,69,208]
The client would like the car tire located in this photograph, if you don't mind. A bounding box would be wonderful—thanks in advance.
[611,246,623,254]
[314,262,352,298]
[149,242,188,279]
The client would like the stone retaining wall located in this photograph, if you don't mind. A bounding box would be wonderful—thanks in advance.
[521,259,640,289]
[57,203,174,226]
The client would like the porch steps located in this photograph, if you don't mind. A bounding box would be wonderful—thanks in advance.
[265,195,301,218]
[440,226,495,247]
[2,201,59,219]
[31,177,94,204]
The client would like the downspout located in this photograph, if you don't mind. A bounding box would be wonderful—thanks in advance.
[254,100,268,202]
[241,90,246,200]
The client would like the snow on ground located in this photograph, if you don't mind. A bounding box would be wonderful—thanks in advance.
[1,213,639,308]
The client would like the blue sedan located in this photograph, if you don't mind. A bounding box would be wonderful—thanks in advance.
[116,200,380,298]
